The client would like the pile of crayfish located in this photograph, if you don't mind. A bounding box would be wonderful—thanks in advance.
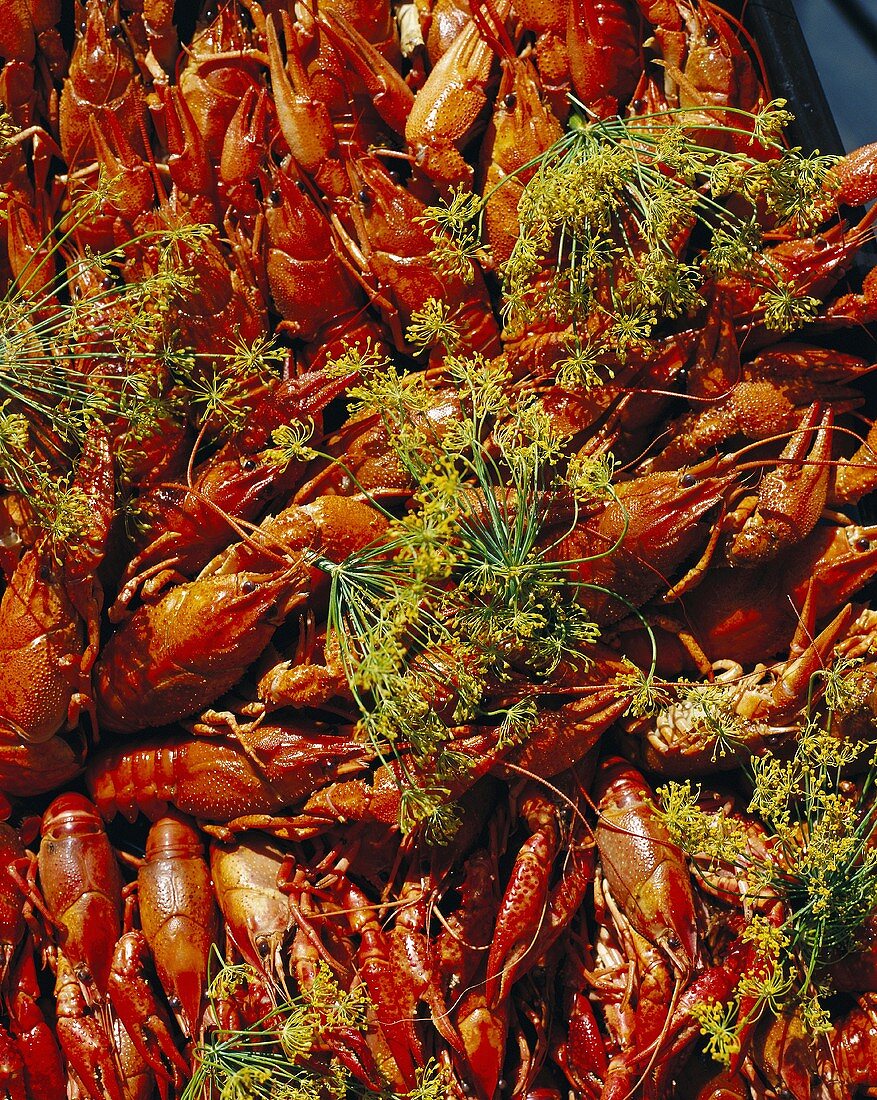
[7,0,877,1097]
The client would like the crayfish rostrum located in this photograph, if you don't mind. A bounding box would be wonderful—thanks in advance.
[3,1,877,1097]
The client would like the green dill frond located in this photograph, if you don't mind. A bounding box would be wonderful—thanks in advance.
[408,1061,456,1100]
[657,780,749,870]
[206,961,256,1002]
[0,109,18,147]
[188,961,377,1100]
[217,1065,272,1100]
[823,651,867,721]
[399,784,454,836]
[0,402,29,456]
[622,250,705,319]
[484,101,843,353]
[606,302,657,359]
[799,991,833,1036]
[614,659,669,717]
[346,363,435,425]
[565,451,617,502]
[751,98,796,146]
[556,337,609,390]
[301,962,368,1031]
[666,684,877,1053]
[763,148,840,227]
[493,696,539,747]
[226,334,286,380]
[0,207,227,535]
[704,217,762,277]
[116,373,177,443]
[30,472,91,547]
[654,124,711,183]
[175,363,249,432]
[678,679,750,762]
[313,353,616,833]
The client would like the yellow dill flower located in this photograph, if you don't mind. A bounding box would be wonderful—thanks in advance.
[218,1066,272,1100]
[323,338,390,380]
[406,297,461,352]
[689,999,741,1068]
[266,421,318,468]
[657,780,748,869]
[757,285,821,333]
[278,1005,315,1062]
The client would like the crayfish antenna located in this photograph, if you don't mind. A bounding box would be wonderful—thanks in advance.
[469,0,517,61]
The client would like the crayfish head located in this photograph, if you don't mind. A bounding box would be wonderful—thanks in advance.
[221,566,311,638]
[487,57,563,170]
[595,759,700,974]
[564,460,735,617]
[265,166,332,260]
[809,522,877,613]
[346,152,426,257]
[41,791,104,840]
[613,460,735,552]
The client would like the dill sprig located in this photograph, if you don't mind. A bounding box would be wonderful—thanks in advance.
[0,172,292,524]
[657,669,877,1062]
[424,100,840,375]
[0,180,215,497]
[187,961,449,1099]
[308,350,613,835]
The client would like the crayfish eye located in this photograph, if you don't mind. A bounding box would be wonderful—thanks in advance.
[295,179,307,192]
[632,97,646,113]
[704,24,719,43]
[504,92,517,109]
[241,458,256,471]
[680,472,697,488]
[268,189,281,207]
[101,275,115,290]
[108,23,123,38]
[857,537,872,551]
[814,236,828,251]
[358,187,372,206]
[241,580,257,594]
[76,965,93,984]
[256,937,270,957]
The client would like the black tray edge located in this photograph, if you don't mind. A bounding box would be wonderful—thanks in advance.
[726,0,845,155]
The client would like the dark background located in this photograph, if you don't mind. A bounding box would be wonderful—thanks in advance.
[792,0,877,152]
